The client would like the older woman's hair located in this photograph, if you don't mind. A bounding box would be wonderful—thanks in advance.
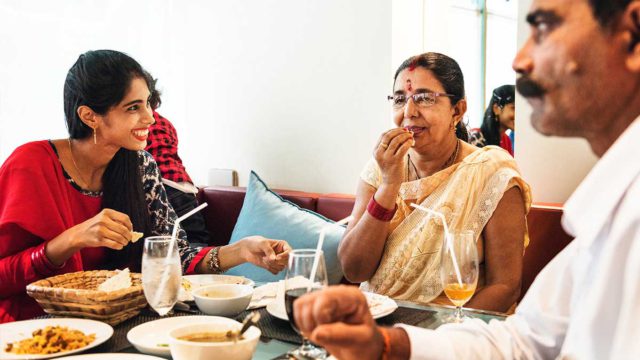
[393,52,469,142]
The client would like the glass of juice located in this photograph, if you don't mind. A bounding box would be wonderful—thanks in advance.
[440,230,479,323]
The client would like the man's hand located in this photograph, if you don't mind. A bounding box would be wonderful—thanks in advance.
[293,285,385,360]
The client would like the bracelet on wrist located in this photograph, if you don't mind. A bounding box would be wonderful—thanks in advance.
[367,196,397,222]
[32,243,65,276]
[207,246,223,274]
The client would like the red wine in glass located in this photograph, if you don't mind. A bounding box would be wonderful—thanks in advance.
[285,288,308,332]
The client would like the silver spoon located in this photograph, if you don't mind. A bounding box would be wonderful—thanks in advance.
[227,311,261,340]
[239,311,261,336]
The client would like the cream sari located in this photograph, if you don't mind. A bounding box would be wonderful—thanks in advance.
[359,146,531,304]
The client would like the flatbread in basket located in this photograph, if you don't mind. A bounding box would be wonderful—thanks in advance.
[26,270,147,326]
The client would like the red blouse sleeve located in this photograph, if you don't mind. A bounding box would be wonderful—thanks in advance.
[185,246,213,275]
[0,142,84,299]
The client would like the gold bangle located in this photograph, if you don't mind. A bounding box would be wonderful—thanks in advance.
[207,246,222,274]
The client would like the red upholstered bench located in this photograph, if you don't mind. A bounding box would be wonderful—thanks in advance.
[197,186,573,301]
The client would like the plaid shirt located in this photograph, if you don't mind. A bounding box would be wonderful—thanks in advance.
[145,111,193,184]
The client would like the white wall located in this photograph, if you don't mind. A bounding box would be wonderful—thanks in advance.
[0,0,598,202]
[514,0,597,203]
[0,0,392,194]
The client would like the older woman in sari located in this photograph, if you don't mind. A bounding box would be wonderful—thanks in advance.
[338,53,531,313]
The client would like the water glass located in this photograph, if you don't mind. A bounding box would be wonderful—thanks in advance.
[142,236,182,316]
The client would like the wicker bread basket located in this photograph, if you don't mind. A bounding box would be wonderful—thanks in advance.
[26,270,147,326]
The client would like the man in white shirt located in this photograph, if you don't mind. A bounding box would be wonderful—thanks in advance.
[293,0,640,359]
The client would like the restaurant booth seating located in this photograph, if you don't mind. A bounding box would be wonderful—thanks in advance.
[198,186,574,302]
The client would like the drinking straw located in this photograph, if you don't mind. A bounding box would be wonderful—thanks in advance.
[308,215,353,291]
[152,203,208,308]
[168,203,209,257]
[410,203,462,286]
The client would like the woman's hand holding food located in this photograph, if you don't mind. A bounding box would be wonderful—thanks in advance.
[45,209,133,266]
[375,128,414,186]
[67,209,134,251]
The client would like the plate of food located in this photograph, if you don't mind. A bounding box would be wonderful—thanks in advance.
[0,318,113,359]
[266,291,398,321]
[126,315,227,357]
[178,275,255,302]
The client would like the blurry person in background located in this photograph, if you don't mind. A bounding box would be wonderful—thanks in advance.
[144,75,210,246]
[469,85,516,156]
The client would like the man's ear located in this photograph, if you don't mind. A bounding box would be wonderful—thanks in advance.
[76,105,99,130]
[622,1,640,71]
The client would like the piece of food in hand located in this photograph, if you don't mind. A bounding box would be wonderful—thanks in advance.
[97,268,132,292]
[131,231,144,243]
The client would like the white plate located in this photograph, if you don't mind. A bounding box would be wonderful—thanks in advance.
[178,275,255,302]
[126,315,229,357]
[0,318,113,360]
[266,291,398,321]
[59,354,165,359]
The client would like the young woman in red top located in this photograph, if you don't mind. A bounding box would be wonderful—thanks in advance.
[0,50,290,323]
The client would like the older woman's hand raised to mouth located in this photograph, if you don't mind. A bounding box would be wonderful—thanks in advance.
[375,128,415,187]
[293,285,411,360]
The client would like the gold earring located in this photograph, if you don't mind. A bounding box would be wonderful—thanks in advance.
[93,128,97,145]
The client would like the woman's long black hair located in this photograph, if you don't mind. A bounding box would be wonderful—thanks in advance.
[393,52,469,142]
[480,85,515,147]
[63,50,152,271]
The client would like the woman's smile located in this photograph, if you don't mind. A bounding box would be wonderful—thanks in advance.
[132,128,149,141]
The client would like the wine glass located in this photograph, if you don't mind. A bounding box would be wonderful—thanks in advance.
[440,230,479,323]
[285,249,329,359]
[142,236,182,316]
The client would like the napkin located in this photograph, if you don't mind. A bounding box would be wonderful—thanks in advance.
[247,276,312,310]
[247,282,279,309]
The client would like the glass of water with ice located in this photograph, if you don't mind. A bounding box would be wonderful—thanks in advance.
[142,236,182,316]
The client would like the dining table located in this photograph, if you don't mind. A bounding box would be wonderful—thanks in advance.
[49,298,507,359]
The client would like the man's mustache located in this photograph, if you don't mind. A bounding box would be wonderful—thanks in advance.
[516,76,546,98]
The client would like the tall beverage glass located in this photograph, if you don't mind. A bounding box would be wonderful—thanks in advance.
[440,230,479,323]
[285,249,329,359]
[142,236,182,316]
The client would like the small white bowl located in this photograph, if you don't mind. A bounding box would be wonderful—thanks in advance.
[192,284,253,317]
[169,319,260,360]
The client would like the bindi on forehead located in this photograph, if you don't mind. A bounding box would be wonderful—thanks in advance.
[405,79,412,92]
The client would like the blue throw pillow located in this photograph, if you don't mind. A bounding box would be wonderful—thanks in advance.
[226,171,345,284]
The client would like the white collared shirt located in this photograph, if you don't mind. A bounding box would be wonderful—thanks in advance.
[399,117,640,360]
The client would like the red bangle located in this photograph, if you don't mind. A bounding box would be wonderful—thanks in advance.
[379,327,391,360]
[367,196,397,222]
[41,244,65,271]
[31,243,65,276]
